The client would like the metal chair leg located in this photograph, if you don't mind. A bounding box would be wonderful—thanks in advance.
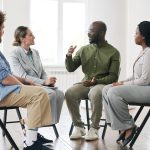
[85,100,90,130]
[69,122,74,136]
[0,119,19,150]
[129,109,150,148]
[3,109,7,136]
[16,108,25,130]
[52,124,59,138]
[102,121,107,139]
[134,106,144,122]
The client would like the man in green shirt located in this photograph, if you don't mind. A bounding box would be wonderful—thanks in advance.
[65,21,120,141]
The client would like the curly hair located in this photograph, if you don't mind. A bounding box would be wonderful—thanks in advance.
[0,10,6,26]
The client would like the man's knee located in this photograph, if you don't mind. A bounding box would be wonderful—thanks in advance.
[88,87,102,100]
[65,86,75,99]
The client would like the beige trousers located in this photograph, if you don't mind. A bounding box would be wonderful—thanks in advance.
[0,85,52,129]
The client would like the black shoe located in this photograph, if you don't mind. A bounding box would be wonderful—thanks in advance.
[122,126,137,147]
[23,141,53,150]
[37,133,53,145]
[116,131,126,142]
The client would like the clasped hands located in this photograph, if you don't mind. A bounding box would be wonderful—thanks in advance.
[44,77,57,87]
[82,77,96,87]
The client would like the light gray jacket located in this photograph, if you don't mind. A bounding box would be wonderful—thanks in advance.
[123,47,150,85]
[10,46,47,85]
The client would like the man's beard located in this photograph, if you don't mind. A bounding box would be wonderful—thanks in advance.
[89,37,99,44]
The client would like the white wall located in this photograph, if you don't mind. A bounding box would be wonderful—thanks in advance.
[127,0,150,77]
[1,0,127,80]
[2,0,30,58]
[4,0,149,80]
[87,0,127,80]
[0,0,3,10]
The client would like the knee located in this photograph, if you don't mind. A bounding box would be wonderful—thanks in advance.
[37,87,48,96]
[107,87,120,103]
[65,87,74,100]
[88,87,102,100]
[48,91,56,100]
[37,88,49,102]
[102,84,112,96]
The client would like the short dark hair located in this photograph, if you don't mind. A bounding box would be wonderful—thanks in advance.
[13,26,28,46]
[0,11,6,27]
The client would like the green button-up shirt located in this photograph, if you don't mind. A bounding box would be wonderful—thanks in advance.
[65,42,120,84]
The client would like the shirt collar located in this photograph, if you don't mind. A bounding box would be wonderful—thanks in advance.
[93,41,108,48]
[21,47,32,55]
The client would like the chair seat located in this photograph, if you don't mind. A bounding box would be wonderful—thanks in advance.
[128,102,150,106]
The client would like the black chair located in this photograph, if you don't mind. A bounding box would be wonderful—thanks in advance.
[0,106,59,138]
[0,106,23,150]
[128,103,150,148]
[0,118,19,150]
[69,99,107,139]
[0,106,26,135]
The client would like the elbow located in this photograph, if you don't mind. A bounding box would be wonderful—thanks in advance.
[66,68,74,72]
[110,75,119,83]
[65,67,75,72]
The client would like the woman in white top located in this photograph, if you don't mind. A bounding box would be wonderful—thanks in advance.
[102,21,150,147]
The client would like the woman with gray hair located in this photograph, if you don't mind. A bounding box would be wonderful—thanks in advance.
[102,21,150,147]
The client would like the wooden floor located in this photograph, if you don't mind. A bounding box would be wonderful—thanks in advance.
[0,101,150,150]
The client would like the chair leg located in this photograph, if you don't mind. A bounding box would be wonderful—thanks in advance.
[52,124,59,138]
[134,106,144,122]
[69,122,74,136]
[3,109,7,136]
[102,121,107,139]
[129,109,150,148]
[0,119,19,150]
[85,100,90,130]
[16,108,26,132]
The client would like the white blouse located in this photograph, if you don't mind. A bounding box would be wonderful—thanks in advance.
[123,47,150,85]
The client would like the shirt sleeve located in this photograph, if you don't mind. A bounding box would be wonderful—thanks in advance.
[65,49,81,72]
[0,65,11,82]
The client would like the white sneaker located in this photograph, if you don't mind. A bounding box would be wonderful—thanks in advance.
[70,126,86,140]
[85,127,99,141]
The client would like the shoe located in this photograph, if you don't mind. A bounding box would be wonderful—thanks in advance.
[23,141,53,150]
[37,133,53,145]
[85,127,99,141]
[70,126,86,140]
[116,131,126,142]
[122,126,137,147]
